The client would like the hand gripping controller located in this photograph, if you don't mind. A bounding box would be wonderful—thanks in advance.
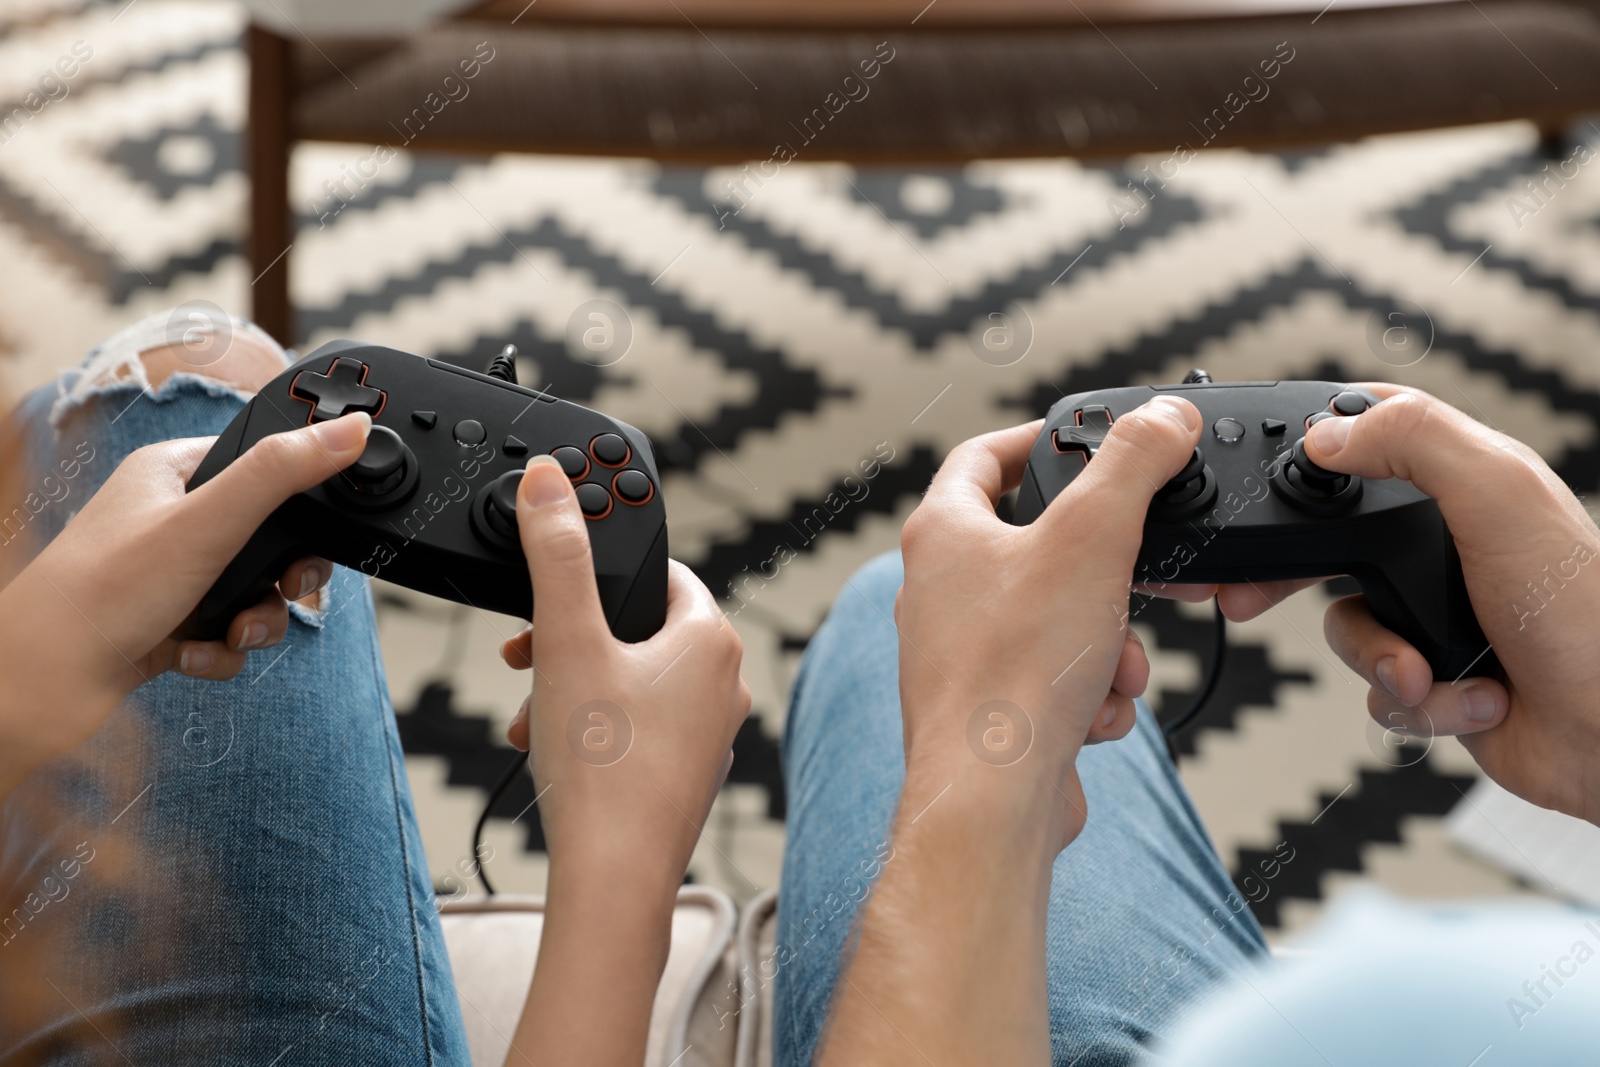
[185,340,669,641]
[1013,378,1497,681]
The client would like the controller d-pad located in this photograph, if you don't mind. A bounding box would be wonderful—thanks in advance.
[289,359,385,423]
[1053,427,1100,460]
[1075,405,1113,439]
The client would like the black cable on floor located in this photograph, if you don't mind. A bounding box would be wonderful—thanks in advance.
[1162,600,1227,739]
[474,750,529,896]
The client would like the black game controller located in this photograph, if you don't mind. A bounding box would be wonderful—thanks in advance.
[186,340,668,642]
[1013,375,1497,681]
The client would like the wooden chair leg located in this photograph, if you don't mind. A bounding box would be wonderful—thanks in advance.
[1536,119,1574,161]
[247,25,293,346]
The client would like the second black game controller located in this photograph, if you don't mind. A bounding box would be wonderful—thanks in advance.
[1013,374,1497,681]
[186,340,668,641]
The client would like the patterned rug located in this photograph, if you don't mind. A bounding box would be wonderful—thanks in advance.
[5,0,1596,941]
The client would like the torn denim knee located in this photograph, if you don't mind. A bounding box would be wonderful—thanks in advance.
[49,309,287,429]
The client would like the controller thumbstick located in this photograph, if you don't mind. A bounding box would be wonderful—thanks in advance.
[347,425,411,496]
[1290,438,1347,493]
[1157,448,1206,502]
[484,471,523,540]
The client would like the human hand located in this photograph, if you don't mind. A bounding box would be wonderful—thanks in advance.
[497,454,750,881]
[893,399,1202,854]
[0,413,370,765]
[1289,386,1600,823]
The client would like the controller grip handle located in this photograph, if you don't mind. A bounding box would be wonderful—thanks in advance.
[186,516,304,641]
[1352,535,1498,682]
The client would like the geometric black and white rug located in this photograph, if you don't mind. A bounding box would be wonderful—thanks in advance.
[5,0,1597,939]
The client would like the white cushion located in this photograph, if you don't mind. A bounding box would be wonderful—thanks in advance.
[441,886,741,1067]
[734,889,779,1067]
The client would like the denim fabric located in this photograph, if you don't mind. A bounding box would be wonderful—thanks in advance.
[774,552,1269,1067]
[0,365,469,1065]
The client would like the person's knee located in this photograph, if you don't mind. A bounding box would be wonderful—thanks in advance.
[79,311,288,395]
[133,323,287,393]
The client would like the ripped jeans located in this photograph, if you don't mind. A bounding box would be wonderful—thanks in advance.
[0,321,469,1065]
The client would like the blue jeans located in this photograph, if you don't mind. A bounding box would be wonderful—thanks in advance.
[0,358,469,1063]
[775,553,1269,1067]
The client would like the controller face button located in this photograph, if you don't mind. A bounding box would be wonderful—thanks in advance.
[576,482,614,519]
[485,471,523,539]
[614,469,655,505]
[1212,417,1246,443]
[411,410,437,429]
[289,358,386,423]
[1332,390,1371,416]
[503,435,529,457]
[347,425,410,495]
[591,433,630,468]
[1261,418,1287,436]
[1306,411,1338,430]
[454,419,487,446]
[553,446,590,481]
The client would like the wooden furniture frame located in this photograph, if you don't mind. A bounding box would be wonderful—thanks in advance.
[247,0,1600,343]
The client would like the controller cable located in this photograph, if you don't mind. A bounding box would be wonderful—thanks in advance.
[1160,367,1225,742]
[474,608,1227,893]
[473,751,530,896]
[472,343,529,898]
[485,344,519,384]
[1160,600,1227,739]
